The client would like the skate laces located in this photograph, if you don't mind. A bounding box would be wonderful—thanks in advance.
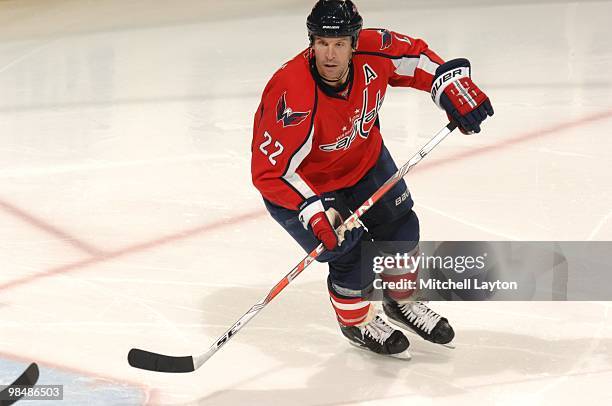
[362,316,394,345]
[399,302,441,335]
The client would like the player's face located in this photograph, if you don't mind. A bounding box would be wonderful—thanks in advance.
[311,36,353,84]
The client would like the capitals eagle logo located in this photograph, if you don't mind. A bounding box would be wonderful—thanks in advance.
[377,29,412,50]
[378,29,392,50]
[276,92,310,127]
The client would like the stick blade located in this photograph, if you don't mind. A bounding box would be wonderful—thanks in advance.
[128,349,195,373]
[11,363,39,386]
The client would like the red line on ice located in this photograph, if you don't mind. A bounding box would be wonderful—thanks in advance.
[0,209,265,291]
[415,109,612,173]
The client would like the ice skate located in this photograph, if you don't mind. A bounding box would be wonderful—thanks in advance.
[383,299,455,348]
[340,315,411,359]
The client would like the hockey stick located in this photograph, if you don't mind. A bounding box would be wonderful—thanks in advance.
[128,121,458,373]
[0,363,40,406]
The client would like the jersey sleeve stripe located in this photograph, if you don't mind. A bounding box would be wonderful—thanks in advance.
[280,86,319,202]
[281,124,316,200]
[391,53,439,77]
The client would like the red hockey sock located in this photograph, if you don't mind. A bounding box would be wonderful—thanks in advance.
[328,289,371,326]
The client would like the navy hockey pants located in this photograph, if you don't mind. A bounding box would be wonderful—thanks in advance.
[263,144,419,298]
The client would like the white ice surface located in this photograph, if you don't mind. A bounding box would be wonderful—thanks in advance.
[0,0,611,405]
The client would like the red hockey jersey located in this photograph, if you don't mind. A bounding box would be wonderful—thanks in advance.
[251,29,444,210]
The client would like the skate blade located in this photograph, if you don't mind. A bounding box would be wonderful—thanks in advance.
[347,340,412,360]
[387,318,455,350]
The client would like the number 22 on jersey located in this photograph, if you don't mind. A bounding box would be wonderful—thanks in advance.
[259,131,284,166]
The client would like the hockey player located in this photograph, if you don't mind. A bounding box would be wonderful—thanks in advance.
[251,0,493,358]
